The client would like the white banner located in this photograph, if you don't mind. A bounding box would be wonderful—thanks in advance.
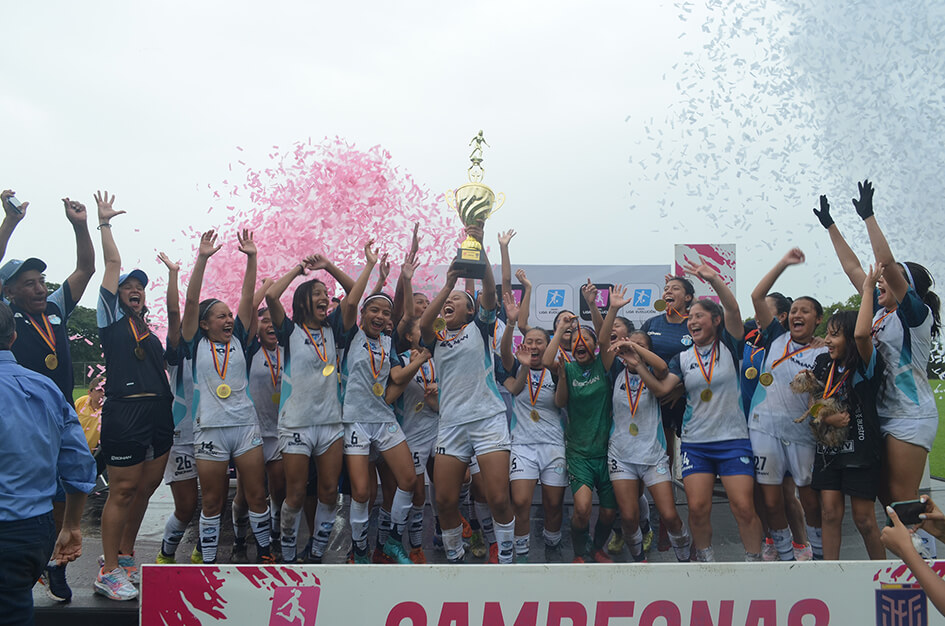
[674,243,737,302]
[141,560,945,625]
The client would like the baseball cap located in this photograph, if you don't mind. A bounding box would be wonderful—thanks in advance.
[118,269,149,288]
[0,258,47,285]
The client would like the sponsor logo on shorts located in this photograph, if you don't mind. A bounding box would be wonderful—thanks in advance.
[554,465,565,474]
[739,456,751,465]
[252,436,263,446]
[656,464,668,475]
[110,455,133,462]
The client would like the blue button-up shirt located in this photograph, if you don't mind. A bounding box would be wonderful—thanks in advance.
[0,350,96,521]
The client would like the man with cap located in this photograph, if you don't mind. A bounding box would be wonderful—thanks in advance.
[0,190,96,603]
[0,300,96,624]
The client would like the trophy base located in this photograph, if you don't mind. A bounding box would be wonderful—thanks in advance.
[453,247,488,279]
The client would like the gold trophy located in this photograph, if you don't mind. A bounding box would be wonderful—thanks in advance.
[444,130,505,278]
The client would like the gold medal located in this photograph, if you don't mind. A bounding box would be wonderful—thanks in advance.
[433,318,446,332]
[415,401,425,412]
[744,366,758,380]
[373,382,384,397]
[653,299,667,312]
[322,364,335,376]
[810,402,823,417]
[700,388,713,402]
[629,422,639,436]
[530,408,540,422]
[216,383,232,399]
[759,372,774,387]
[45,353,59,370]
[134,346,146,360]
[272,393,281,405]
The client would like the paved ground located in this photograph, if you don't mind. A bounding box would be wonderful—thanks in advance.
[34,475,945,623]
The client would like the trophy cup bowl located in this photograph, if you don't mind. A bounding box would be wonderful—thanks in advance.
[445,182,505,278]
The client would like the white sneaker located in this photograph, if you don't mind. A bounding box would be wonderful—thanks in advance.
[94,567,138,601]
[762,539,778,562]
[793,542,813,561]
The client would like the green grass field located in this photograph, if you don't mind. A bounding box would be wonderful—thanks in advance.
[930,380,945,477]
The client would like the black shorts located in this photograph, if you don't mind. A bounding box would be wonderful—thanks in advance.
[661,398,685,436]
[101,396,174,467]
[811,462,880,500]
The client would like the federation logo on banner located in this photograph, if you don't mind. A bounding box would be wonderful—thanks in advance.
[633,288,652,307]
[875,588,926,626]
[545,288,566,307]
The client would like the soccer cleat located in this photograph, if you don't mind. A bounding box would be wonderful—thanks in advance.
[372,546,395,564]
[591,549,614,564]
[94,567,138,601]
[191,547,204,564]
[762,537,777,562]
[642,528,654,553]
[409,547,427,564]
[793,542,813,561]
[259,554,277,565]
[41,564,72,603]
[606,531,625,555]
[469,530,486,558]
[461,515,472,539]
[488,543,499,564]
[231,543,249,564]
[353,551,371,564]
[544,542,563,563]
[382,538,413,564]
[571,555,586,563]
[155,552,176,565]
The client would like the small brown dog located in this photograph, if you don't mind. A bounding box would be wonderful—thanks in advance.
[789,370,849,448]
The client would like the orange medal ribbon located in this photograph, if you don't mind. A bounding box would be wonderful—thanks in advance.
[823,361,850,400]
[366,337,386,383]
[771,341,812,370]
[418,358,435,391]
[527,368,546,407]
[262,347,281,389]
[26,313,56,353]
[871,309,895,336]
[557,346,572,363]
[624,369,643,417]
[436,323,469,343]
[669,306,689,320]
[693,342,717,388]
[128,317,150,344]
[211,341,230,382]
[301,323,329,363]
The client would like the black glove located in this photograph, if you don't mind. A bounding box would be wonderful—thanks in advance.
[852,179,874,220]
[813,195,834,229]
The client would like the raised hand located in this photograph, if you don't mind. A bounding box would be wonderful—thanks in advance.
[515,268,531,289]
[781,247,805,266]
[408,222,420,263]
[198,230,223,258]
[503,290,520,323]
[497,229,516,247]
[378,254,391,281]
[158,252,180,273]
[514,341,531,367]
[1,189,28,222]
[610,283,631,309]
[580,279,598,306]
[363,239,378,265]
[683,259,719,284]
[465,222,484,244]
[445,262,462,287]
[863,263,884,293]
[401,257,420,282]
[664,273,676,284]
[237,228,257,256]
[94,190,125,223]
[852,179,874,220]
[62,198,88,225]
[813,194,833,229]
[303,254,331,272]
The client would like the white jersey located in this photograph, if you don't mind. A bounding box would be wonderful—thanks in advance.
[872,289,938,420]
[341,328,397,424]
[395,350,439,445]
[610,364,666,466]
[168,351,194,446]
[509,365,565,447]
[669,330,749,443]
[248,342,282,438]
[425,308,507,427]
[277,312,344,429]
[748,323,827,444]
[185,318,256,430]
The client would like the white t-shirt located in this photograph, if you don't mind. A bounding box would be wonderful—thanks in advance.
[340,328,397,424]
[395,350,439,445]
[276,311,345,429]
[184,318,256,429]
[247,342,282,438]
[609,363,666,466]
[509,364,565,447]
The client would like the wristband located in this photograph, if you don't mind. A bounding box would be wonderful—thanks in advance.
[97,223,112,230]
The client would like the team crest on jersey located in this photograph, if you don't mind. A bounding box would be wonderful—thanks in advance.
[681,335,693,346]
[48,315,62,325]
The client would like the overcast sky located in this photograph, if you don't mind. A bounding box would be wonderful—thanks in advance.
[3,1,943,322]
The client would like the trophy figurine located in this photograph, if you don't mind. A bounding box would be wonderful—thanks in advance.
[444,130,505,278]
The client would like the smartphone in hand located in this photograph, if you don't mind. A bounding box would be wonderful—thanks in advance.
[887,499,926,527]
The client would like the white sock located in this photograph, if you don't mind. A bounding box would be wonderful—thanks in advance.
[161,512,189,557]
[694,546,715,562]
[312,501,335,558]
[639,494,651,533]
[232,500,249,543]
[199,513,222,563]
[669,527,692,562]
[628,527,644,559]
[377,508,392,546]
[250,507,272,550]
[806,524,823,559]
[770,527,794,561]
[409,505,425,549]
[443,525,465,562]
[475,501,496,544]
[514,533,530,560]
[494,518,515,564]
[350,499,370,553]
[543,528,562,547]
[280,503,303,562]
[391,488,413,538]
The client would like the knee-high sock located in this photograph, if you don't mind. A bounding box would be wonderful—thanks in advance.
[250,508,272,556]
[770,527,794,561]
[232,500,249,545]
[199,513,222,564]
[628,527,644,559]
[409,505,425,549]
[639,494,651,533]
[542,528,561,548]
[806,524,823,560]
[391,488,413,541]
[376,508,392,546]
[312,501,336,558]
[669,526,692,562]
[350,499,370,554]
[280,503,303,562]
[475,501,495,544]
[269,497,281,541]
[443,525,465,562]
[161,513,188,558]
[494,518,515,564]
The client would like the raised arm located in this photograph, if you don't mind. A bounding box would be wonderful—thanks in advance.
[181,230,222,342]
[612,337,670,379]
[854,180,909,303]
[552,357,569,408]
[814,194,866,290]
[390,346,431,386]
[393,223,420,327]
[95,191,128,294]
[236,229,258,331]
[471,223,497,312]
[599,284,629,370]
[339,240,379,332]
[580,279,606,336]
[395,256,419,336]
[751,248,805,330]
[499,291,519,372]
[684,259,744,342]
[497,229,516,300]
[159,252,182,348]
[504,344,530,395]
[515,269,532,332]
[371,254,390,295]
[266,262,308,329]
[63,197,96,301]
[0,190,28,263]
[419,266,460,345]
[855,264,881,363]
[543,312,572,370]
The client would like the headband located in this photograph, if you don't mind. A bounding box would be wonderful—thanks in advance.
[199,299,222,321]
[362,293,394,310]
[901,263,915,289]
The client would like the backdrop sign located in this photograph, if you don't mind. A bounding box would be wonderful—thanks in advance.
[140,561,945,625]
[674,244,737,303]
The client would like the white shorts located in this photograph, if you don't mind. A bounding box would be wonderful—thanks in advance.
[194,425,262,461]
[880,416,938,452]
[409,438,437,475]
[469,455,480,475]
[279,424,344,458]
[510,443,568,487]
[262,436,282,464]
[344,421,407,457]
[748,430,814,487]
[608,455,672,486]
[164,443,198,484]
[436,413,511,464]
